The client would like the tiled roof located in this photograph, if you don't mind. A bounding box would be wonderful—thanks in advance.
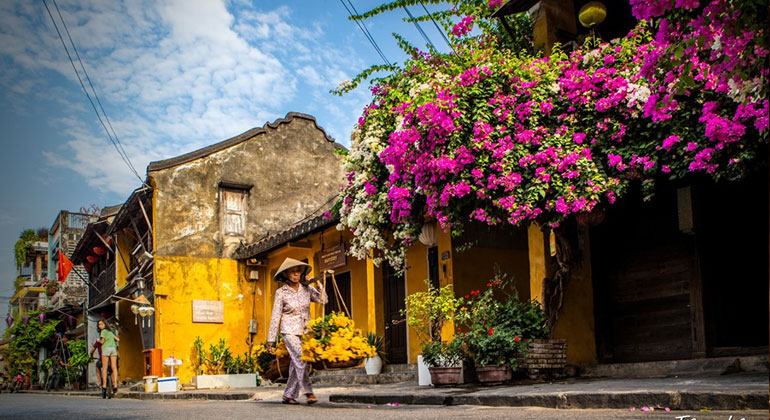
[233,214,338,259]
[147,112,344,172]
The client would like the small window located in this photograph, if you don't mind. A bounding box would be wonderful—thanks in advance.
[221,188,247,236]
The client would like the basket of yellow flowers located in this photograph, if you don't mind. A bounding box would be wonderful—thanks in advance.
[301,312,376,370]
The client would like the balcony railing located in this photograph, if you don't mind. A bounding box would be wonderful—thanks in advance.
[88,260,115,309]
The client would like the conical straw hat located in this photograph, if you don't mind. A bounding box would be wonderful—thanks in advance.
[274,257,312,282]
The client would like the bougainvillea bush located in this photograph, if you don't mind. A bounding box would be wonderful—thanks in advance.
[336,0,768,269]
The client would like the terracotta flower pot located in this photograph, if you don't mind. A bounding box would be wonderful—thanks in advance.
[476,365,512,386]
[428,366,461,387]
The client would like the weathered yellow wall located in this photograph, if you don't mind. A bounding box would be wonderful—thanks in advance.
[527,225,549,303]
[114,234,143,382]
[405,241,429,362]
[154,256,254,383]
[453,248,530,300]
[116,302,144,382]
[550,227,596,365]
[527,225,597,365]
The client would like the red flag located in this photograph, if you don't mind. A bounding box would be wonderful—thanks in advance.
[58,250,73,283]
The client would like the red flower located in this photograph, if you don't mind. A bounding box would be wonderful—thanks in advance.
[488,328,494,336]
[486,282,491,287]
[464,294,469,299]
[514,336,520,342]
[456,327,461,332]
[493,281,499,286]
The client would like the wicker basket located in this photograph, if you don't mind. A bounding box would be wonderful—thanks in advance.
[262,355,291,382]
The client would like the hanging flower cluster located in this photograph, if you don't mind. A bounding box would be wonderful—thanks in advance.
[337,0,768,269]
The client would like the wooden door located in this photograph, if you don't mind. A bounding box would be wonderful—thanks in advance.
[383,263,407,364]
[428,246,440,290]
[325,271,352,317]
[592,184,699,362]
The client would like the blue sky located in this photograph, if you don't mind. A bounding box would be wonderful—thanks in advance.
[0,0,454,331]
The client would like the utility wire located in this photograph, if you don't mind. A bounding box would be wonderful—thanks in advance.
[403,5,435,50]
[51,0,142,181]
[42,0,145,185]
[338,0,391,66]
[418,1,453,50]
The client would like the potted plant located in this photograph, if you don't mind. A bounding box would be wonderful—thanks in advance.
[455,272,525,385]
[364,332,385,375]
[402,279,460,386]
[64,339,91,390]
[191,337,261,389]
[421,337,463,386]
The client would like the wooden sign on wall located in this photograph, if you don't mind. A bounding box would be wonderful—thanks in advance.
[192,300,224,323]
[318,244,347,271]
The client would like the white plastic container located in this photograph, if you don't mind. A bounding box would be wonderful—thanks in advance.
[157,376,178,393]
[417,355,432,386]
[143,375,158,392]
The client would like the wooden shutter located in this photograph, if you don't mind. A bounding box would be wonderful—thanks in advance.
[222,189,245,236]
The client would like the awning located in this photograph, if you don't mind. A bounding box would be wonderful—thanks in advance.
[114,281,139,299]
[87,281,140,311]
[65,322,85,337]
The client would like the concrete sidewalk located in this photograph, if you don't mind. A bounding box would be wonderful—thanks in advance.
[20,373,768,410]
[328,373,769,410]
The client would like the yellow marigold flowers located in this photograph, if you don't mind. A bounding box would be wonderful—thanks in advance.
[301,312,376,363]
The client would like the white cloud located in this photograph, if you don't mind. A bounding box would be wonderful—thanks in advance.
[0,0,373,197]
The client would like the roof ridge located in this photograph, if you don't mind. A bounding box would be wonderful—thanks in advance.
[147,112,342,172]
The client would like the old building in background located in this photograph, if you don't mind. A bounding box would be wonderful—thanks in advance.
[73,113,344,384]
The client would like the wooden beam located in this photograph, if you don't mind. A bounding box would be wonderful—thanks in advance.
[137,198,154,238]
[287,241,312,249]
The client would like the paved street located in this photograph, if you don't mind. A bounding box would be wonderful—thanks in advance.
[0,394,766,420]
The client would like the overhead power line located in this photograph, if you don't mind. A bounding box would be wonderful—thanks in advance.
[418,1,453,50]
[42,0,145,184]
[402,5,436,50]
[338,0,391,66]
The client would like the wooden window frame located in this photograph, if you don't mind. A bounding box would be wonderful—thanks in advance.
[220,186,249,237]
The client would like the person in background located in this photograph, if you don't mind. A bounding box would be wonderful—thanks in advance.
[98,320,119,398]
[90,339,103,387]
[266,258,326,405]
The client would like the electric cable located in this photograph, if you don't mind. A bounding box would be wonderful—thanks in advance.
[418,1,453,50]
[403,5,435,50]
[338,0,391,66]
[51,0,142,181]
[42,0,146,185]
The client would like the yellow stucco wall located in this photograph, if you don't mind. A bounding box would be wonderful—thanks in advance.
[153,256,254,383]
[114,234,144,382]
[527,225,549,303]
[550,227,596,365]
[405,241,429,362]
[453,248,530,300]
[527,225,597,365]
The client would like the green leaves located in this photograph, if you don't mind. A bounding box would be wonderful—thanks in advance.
[402,279,459,344]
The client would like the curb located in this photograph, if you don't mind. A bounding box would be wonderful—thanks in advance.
[18,389,254,401]
[329,391,769,410]
[117,391,253,401]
